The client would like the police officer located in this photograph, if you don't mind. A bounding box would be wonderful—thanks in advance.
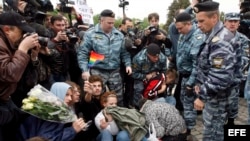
[174,12,204,138]
[132,43,167,109]
[193,1,237,141]
[77,9,132,107]
[224,12,250,125]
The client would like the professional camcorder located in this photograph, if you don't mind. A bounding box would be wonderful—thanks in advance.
[58,0,75,13]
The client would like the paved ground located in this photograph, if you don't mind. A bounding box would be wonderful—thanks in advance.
[190,97,249,141]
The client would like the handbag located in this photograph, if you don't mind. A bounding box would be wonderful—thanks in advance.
[147,123,159,141]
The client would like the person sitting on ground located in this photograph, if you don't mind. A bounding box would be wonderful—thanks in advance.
[95,91,130,141]
[17,82,87,141]
[65,80,81,113]
[139,98,187,141]
[73,75,104,141]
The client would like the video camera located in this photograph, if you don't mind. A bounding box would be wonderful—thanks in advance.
[4,0,53,24]
[58,0,74,13]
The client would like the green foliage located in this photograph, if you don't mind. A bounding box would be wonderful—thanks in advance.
[93,14,100,25]
[114,16,123,28]
[164,0,190,32]
[93,14,122,28]
[220,11,225,21]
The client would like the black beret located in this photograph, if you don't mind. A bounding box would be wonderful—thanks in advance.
[100,9,115,18]
[193,1,219,13]
[175,12,192,22]
[147,43,161,56]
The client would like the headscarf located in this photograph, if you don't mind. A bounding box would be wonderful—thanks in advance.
[50,82,71,101]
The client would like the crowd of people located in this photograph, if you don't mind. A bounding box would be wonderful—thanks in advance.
[0,0,250,141]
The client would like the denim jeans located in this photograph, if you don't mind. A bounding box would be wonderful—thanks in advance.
[96,130,148,141]
[96,130,130,141]
[96,130,113,141]
[154,96,176,106]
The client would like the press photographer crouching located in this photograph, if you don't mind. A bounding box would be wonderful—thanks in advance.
[141,13,172,55]
[0,11,40,141]
[46,14,80,84]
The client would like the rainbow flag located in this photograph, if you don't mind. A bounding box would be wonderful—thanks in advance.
[88,51,105,67]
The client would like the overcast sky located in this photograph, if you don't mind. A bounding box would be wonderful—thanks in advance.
[83,0,240,24]
[0,0,240,24]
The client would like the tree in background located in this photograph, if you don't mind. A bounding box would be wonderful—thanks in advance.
[163,0,190,32]
[163,0,226,32]
[93,14,123,27]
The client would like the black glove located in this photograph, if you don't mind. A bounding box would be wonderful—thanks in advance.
[164,37,172,49]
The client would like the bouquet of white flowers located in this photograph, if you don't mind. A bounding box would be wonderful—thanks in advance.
[21,84,77,123]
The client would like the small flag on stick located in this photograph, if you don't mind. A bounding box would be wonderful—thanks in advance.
[88,51,105,67]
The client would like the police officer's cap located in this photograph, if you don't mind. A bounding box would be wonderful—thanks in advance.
[175,12,192,22]
[100,9,115,18]
[193,1,219,13]
[147,43,161,56]
[224,12,240,21]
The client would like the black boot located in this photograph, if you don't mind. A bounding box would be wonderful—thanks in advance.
[226,118,235,125]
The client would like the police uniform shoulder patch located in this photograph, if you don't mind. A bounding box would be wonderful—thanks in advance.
[212,57,224,68]
[212,36,220,43]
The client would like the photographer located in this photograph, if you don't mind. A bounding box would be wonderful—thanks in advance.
[141,12,172,55]
[119,17,142,107]
[0,11,39,141]
[46,14,80,84]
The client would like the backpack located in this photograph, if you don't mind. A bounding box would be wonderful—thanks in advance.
[143,73,165,99]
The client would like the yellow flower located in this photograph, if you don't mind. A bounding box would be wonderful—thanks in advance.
[28,96,37,102]
[22,103,34,110]
[22,98,31,104]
